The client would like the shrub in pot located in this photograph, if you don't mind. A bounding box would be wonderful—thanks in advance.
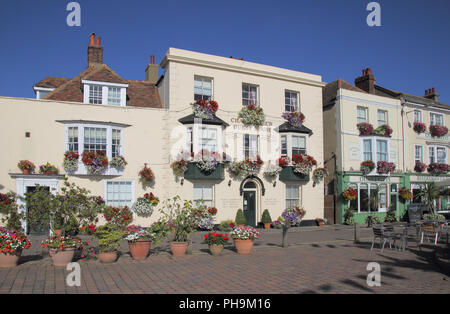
[261,209,272,230]
[230,225,261,254]
[158,196,197,257]
[218,220,236,232]
[41,235,81,267]
[235,209,246,227]
[94,224,125,263]
[0,192,25,232]
[204,232,229,256]
[0,227,31,268]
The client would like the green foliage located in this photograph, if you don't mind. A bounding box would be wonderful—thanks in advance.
[416,182,441,214]
[218,220,236,232]
[94,224,125,253]
[147,219,172,246]
[365,214,380,225]
[235,209,246,225]
[0,192,24,231]
[261,209,272,224]
[158,196,197,243]
[384,206,397,223]
[344,208,355,225]
[423,213,446,222]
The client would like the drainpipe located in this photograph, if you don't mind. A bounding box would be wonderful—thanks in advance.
[400,96,406,174]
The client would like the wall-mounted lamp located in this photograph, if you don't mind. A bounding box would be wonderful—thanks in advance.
[273,181,276,187]
[181,178,184,185]
[228,180,232,186]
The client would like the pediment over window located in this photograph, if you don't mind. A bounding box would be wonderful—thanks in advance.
[277,122,313,135]
[178,113,229,127]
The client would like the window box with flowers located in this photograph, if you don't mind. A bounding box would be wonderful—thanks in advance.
[191,99,219,120]
[281,111,305,128]
[227,156,264,178]
[17,160,35,174]
[279,154,316,182]
[429,125,448,137]
[427,163,449,175]
[184,150,224,180]
[63,151,79,173]
[373,124,393,137]
[357,122,374,136]
[82,151,108,175]
[238,105,265,127]
[360,160,375,175]
[413,122,427,134]
[376,161,395,175]
[414,161,427,173]
[39,163,59,175]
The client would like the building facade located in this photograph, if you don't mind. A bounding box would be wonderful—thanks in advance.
[0,34,326,231]
[324,69,449,224]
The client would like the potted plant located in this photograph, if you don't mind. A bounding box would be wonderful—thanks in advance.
[413,122,426,134]
[278,206,305,248]
[103,205,133,229]
[261,209,272,230]
[17,160,35,174]
[282,111,305,128]
[170,159,189,178]
[429,124,448,137]
[235,209,246,227]
[138,165,154,184]
[238,105,265,127]
[230,225,261,254]
[312,167,328,187]
[342,187,357,202]
[0,192,24,232]
[399,188,413,202]
[414,161,427,173]
[131,193,159,218]
[365,215,380,227]
[292,154,317,175]
[110,156,127,170]
[41,235,81,266]
[94,224,125,263]
[344,208,355,225]
[427,163,449,175]
[191,99,219,120]
[159,196,197,257]
[204,232,229,256]
[125,225,154,261]
[263,164,282,179]
[39,162,59,175]
[376,161,395,174]
[316,218,327,227]
[218,220,236,232]
[81,150,108,174]
[63,151,79,173]
[240,156,264,176]
[192,202,217,231]
[423,213,446,222]
[0,228,31,268]
[80,223,96,235]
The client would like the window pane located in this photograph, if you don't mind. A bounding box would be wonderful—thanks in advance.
[281,136,287,156]
[84,127,107,153]
[89,85,102,104]
[194,76,212,101]
[363,139,372,161]
[106,181,132,207]
[242,84,258,106]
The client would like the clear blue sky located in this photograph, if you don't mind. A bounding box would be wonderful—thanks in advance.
[0,0,449,103]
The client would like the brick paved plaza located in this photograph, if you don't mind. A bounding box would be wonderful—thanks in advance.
[0,226,449,294]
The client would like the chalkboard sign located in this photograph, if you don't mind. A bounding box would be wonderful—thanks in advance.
[407,203,423,224]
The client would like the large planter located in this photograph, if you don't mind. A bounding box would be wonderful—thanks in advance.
[128,240,151,261]
[0,249,22,268]
[54,230,62,237]
[98,251,118,263]
[209,244,224,256]
[234,239,254,255]
[49,248,75,267]
[279,166,310,182]
[183,163,225,181]
[170,241,189,257]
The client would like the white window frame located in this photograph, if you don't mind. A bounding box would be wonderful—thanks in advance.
[64,122,125,175]
[243,134,259,159]
[285,90,300,112]
[82,80,128,106]
[291,135,306,157]
[413,109,422,123]
[104,180,135,208]
[286,184,300,208]
[360,136,391,173]
[190,124,223,157]
[414,144,424,163]
[377,109,388,126]
[34,87,54,99]
[352,182,390,213]
[281,134,307,159]
[194,75,213,101]
[242,83,259,107]
[430,112,444,126]
[193,184,214,207]
[357,106,368,124]
[428,145,448,164]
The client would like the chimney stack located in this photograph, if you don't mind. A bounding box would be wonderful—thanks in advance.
[355,68,376,94]
[88,33,103,66]
[424,87,439,102]
[145,55,159,84]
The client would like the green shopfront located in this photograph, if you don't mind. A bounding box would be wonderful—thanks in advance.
[336,171,450,224]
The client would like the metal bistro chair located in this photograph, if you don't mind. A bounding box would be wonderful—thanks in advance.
[420,222,440,246]
[371,225,399,252]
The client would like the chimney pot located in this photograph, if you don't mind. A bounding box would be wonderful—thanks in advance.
[150,55,155,64]
[432,87,436,94]
[425,89,428,95]
[96,36,101,46]
[89,33,95,46]
[88,33,103,66]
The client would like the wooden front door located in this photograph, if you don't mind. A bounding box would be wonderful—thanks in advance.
[243,190,256,227]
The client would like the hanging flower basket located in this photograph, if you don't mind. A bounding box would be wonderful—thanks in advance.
[193,150,220,173]
[39,162,59,175]
[413,122,426,134]
[171,159,189,178]
[240,156,264,176]
[312,167,328,187]
[191,99,218,120]
[374,124,393,137]
[63,151,79,173]
[281,111,305,128]
[277,156,290,167]
[238,105,265,126]
[376,161,395,174]
[139,165,154,183]
[82,151,108,174]
[292,154,317,175]
[17,160,35,174]
[427,163,449,175]
[131,193,159,218]
[429,124,448,137]
[342,187,357,201]
[263,164,282,178]
[357,122,374,136]
[414,161,426,173]
[399,188,413,201]
[110,156,127,169]
[360,160,375,175]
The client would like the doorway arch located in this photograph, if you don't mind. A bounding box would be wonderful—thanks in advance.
[240,176,264,227]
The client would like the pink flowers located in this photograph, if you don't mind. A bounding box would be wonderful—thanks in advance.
[429,125,448,137]
[357,122,374,135]
[414,161,426,173]
[413,122,426,134]
[427,163,449,175]
[376,161,395,174]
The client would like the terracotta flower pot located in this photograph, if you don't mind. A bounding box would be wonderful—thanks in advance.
[22,169,29,174]
[128,240,151,261]
[49,248,75,267]
[170,241,188,257]
[54,230,62,237]
[98,251,118,263]
[209,244,224,256]
[318,222,324,227]
[0,249,22,268]
[234,239,254,255]
[264,223,271,230]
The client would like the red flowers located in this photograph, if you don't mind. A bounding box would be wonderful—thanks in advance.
[357,122,374,135]
[342,187,357,201]
[81,150,108,174]
[103,206,133,227]
[207,207,218,216]
[429,125,448,137]
[194,99,219,113]
[203,232,229,245]
[139,166,155,182]
[64,151,79,161]
[413,122,426,134]
[278,156,290,167]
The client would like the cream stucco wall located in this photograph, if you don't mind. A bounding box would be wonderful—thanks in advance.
[0,48,325,228]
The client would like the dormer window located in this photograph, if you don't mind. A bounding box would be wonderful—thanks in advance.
[34,87,54,99]
[82,80,128,106]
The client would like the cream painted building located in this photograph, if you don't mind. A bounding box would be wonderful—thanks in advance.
[323,69,449,224]
[0,34,326,232]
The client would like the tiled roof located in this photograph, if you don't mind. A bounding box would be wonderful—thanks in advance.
[322,79,367,107]
[34,77,70,89]
[277,122,313,134]
[37,64,161,108]
[375,85,449,110]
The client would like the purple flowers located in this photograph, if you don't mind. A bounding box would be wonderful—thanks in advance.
[376,161,395,174]
[281,111,305,128]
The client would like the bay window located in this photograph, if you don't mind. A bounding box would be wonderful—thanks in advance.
[414,145,424,163]
[376,140,388,161]
[84,127,107,154]
[363,139,372,161]
[292,136,306,157]
[199,127,217,153]
[281,136,287,156]
[360,137,391,170]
